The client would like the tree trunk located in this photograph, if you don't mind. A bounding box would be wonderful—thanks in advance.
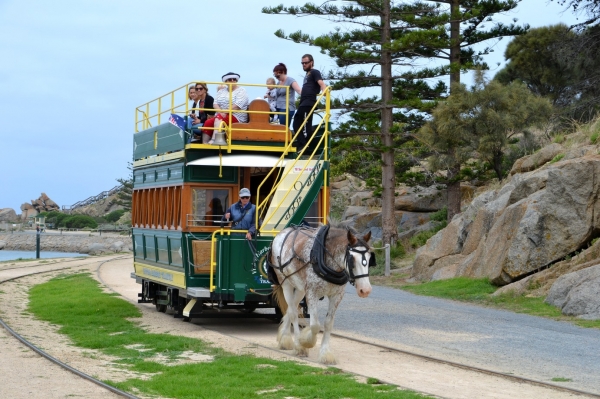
[380,0,397,247]
[492,151,503,180]
[447,178,461,223]
[450,0,461,86]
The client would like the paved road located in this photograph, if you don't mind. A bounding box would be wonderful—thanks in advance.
[328,284,600,394]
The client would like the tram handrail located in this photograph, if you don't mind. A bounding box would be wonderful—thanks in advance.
[255,88,331,233]
[135,81,294,148]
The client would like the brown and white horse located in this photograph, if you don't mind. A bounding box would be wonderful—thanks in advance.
[269,225,373,364]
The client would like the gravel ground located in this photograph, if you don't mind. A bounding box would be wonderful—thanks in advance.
[1,255,596,399]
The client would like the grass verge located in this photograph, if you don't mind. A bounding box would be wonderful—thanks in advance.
[28,273,431,399]
[399,277,600,329]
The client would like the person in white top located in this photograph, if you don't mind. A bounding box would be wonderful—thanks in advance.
[202,72,249,144]
[264,77,278,122]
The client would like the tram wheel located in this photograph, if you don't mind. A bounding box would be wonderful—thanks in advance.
[155,303,167,313]
[239,305,257,313]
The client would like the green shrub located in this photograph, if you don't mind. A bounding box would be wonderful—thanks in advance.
[553,134,565,144]
[410,230,437,248]
[549,153,565,163]
[591,131,599,144]
[40,211,70,228]
[61,215,98,229]
[105,209,126,223]
[430,207,447,222]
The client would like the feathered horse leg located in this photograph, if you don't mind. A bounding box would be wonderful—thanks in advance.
[275,283,294,350]
[319,290,344,365]
[299,292,320,349]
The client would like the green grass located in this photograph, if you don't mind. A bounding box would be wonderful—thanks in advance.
[549,153,565,163]
[402,277,600,329]
[28,273,431,399]
[551,377,573,382]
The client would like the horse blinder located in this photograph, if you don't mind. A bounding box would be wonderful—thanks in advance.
[346,245,371,285]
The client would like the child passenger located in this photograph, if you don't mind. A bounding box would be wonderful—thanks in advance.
[264,77,278,122]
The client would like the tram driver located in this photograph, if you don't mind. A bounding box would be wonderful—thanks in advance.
[221,188,256,240]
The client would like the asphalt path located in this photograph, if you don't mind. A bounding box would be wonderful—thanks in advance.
[328,284,600,394]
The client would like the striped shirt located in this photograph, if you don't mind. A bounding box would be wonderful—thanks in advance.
[215,86,249,123]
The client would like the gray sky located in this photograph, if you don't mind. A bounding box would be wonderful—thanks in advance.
[0,0,577,213]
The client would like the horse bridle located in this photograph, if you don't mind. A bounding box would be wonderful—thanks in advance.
[344,241,374,286]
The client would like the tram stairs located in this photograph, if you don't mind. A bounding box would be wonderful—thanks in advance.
[258,126,328,234]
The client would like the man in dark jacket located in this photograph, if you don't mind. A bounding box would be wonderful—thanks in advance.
[221,188,256,240]
[293,54,327,150]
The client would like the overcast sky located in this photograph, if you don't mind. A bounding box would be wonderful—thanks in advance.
[0,0,577,213]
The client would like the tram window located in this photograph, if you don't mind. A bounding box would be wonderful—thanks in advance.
[191,188,229,227]
[145,235,156,261]
[169,238,182,266]
[133,234,144,259]
[156,236,168,264]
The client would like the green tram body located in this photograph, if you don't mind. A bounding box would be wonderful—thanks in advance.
[130,81,331,320]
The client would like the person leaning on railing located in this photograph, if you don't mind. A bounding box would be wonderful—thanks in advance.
[199,72,249,144]
[221,188,256,240]
[273,62,301,126]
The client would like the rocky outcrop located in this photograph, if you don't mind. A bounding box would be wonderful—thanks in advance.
[20,193,60,220]
[546,264,600,319]
[509,143,563,175]
[395,186,447,212]
[0,208,18,222]
[413,155,600,285]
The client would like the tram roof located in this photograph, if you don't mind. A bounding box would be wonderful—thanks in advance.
[187,154,288,168]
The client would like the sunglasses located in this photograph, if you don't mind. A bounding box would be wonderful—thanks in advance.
[301,61,311,65]
[196,87,205,91]
[240,196,250,199]
[226,78,238,82]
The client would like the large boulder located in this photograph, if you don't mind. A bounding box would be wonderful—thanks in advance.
[0,208,18,222]
[546,264,600,320]
[0,240,5,250]
[395,186,447,212]
[413,155,600,285]
[509,143,563,175]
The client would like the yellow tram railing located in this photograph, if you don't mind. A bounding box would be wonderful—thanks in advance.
[135,81,295,149]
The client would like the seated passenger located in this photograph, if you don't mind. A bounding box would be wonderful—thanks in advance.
[201,72,249,144]
[186,85,197,131]
[189,82,215,141]
[207,197,224,226]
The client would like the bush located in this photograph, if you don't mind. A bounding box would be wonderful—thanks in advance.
[61,215,98,229]
[430,207,447,223]
[105,209,126,223]
[40,211,69,228]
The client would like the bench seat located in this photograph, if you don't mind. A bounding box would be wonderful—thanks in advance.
[231,99,290,142]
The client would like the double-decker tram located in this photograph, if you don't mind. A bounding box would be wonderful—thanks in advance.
[130,80,331,321]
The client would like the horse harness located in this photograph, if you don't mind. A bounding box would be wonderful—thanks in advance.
[266,225,375,286]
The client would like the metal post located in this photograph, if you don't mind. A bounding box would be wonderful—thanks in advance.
[384,244,391,276]
[36,229,41,259]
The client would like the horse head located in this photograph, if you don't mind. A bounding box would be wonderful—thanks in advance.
[346,230,373,298]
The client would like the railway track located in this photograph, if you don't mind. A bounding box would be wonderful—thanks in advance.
[2,256,599,399]
[0,256,138,399]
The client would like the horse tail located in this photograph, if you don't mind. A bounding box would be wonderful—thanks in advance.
[272,285,288,315]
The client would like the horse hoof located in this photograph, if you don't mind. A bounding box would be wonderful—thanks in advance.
[319,351,337,365]
[295,346,309,357]
[279,333,294,350]
[299,327,317,348]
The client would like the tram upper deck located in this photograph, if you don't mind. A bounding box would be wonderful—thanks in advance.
[131,81,332,236]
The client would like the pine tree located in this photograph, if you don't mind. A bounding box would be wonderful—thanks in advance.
[115,162,133,211]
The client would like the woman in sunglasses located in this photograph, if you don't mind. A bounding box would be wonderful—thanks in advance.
[221,188,256,240]
[201,72,249,144]
[189,83,215,140]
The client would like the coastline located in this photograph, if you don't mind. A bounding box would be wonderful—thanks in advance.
[0,232,132,255]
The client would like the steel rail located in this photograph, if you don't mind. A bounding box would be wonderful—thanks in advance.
[0,256,139,399]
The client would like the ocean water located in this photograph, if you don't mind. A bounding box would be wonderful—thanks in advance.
[0,250,88,262]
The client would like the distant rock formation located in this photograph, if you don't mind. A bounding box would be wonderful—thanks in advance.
[20,192,60,220]
[0,208,18,222]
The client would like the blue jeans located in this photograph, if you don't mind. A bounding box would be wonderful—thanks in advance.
[276,108,295,126]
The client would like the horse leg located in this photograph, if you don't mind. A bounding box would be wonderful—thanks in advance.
[299,292,319,349]
[289,287,308,357]
[318,292,344,365]
[277,283,295,350]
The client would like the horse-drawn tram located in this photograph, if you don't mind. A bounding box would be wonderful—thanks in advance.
[130,79,331,321]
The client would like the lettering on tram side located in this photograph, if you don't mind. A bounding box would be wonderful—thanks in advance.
[252,247,272,285]
[143,268,174,282]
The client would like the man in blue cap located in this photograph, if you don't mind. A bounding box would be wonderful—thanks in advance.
[221,188,256,239]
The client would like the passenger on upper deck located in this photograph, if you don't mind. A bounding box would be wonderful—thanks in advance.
[189,82,215,142]
[294,54,327,151]
[201,72,249,144]
[264,77,277,121]
[273,63,301,126]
